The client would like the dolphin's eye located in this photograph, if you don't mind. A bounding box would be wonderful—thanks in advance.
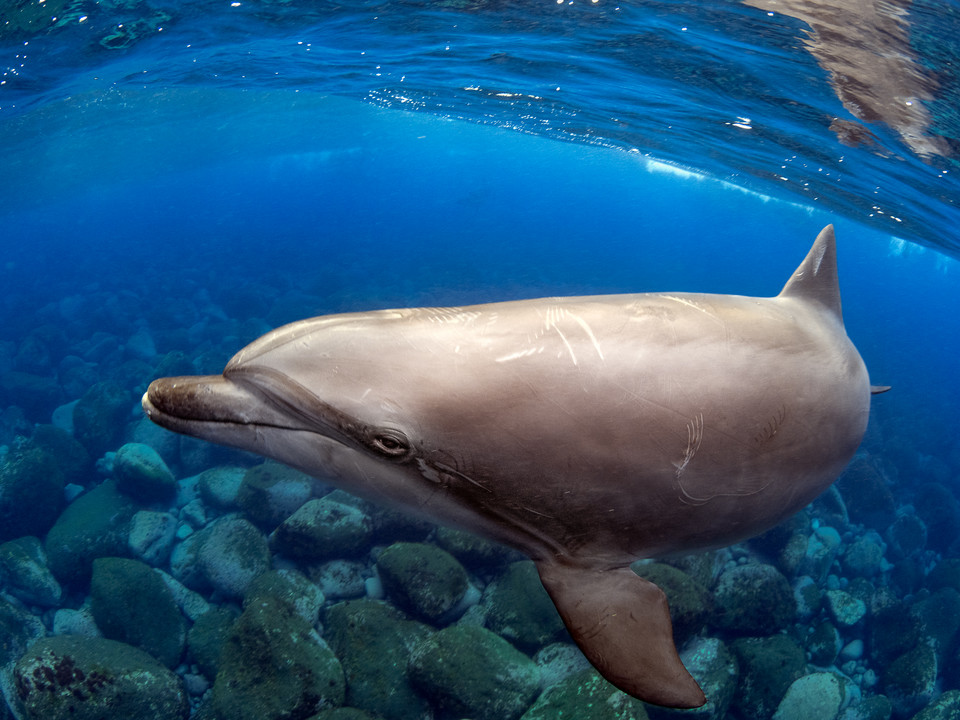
[371,429,411,458]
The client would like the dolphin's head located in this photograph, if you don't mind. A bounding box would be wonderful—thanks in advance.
[142,309,547,552]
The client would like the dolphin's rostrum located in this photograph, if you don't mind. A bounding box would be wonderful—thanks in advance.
[144,225,879,708]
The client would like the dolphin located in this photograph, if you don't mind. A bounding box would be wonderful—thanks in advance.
[143,225,880,708]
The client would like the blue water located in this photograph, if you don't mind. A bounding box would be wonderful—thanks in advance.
[2,1,960,719]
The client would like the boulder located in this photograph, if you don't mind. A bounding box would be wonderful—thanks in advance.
[89,557,186,668]
[236,462,314,529]
[196,516,271,599]
[410,624,540,720]
[521,668,648,720]
[376,542,469,624]
[772,672,846,720]
[483,561,565,651]
[271,494,374,560]
[13,635,188,720]
[0,536,62,606]
[113,443,177,502]
[72,381,130,456]
[212,593,345,720]
[324,599,433,720]
[730,635,806,720]
[127,510,177,565]
[0,445,65,543]
[713,563,796,635]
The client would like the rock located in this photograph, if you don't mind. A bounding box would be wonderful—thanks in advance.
[521,668,649,720]
[910,690,960,720]
[309,709,380,720]
[27,424,90,485]
[0,444,65,543]
[633,562,710,642]
[13,635,189,720]
[483,561,565,651]
[196,466,246,509]
[244,569,325,626]
[842,535,886,578]
[0,371,62,422]
[325,599,433,720]
[127,510,177,565]
[187,606,238,679]
[886,514,927,559]
[772,672,845,720]
[648,636,737,720]
[801,526,843,582]
[376,542,469,623]
[0,536,62,606]
[89,557,186,668]
[213,593,345,720]
[825,589,866,627]
[410,624,540,720]
[836,457,894,528]
[196,516,271,598]
[113,443,177,502]
[533,642,590,689]
[884,644,937,717]
[713,563,796,635]
[72,381,131,456]
[839,695,892,720]
[44,480,137,585]
[435,525,519,568]
[871,602,924,664]
[310,560,370,601]
[730,635,806,720]
[52,605,100,637]
[272,495,374,560]
[1,595,46,715]
[840,639,864,662]
[926,558,960,594]
[236,462,314,529]
[914,483,960,553]
[807,621,842,666]
[911,588,960,661]
[793,575,823,620]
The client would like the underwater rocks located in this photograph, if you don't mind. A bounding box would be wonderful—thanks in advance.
[482,561,565,651]
[713,563,796,635]
[0,536,62,607]
[0,443,65,543]
[271,493,375,561]
[375,542,470,624]
[113,442,177,502]
[13,635,189,720]
[236,462,314,530]
[521,668,649,720]
[409,624,541,720]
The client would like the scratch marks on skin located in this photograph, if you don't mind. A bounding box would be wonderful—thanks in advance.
[496,305,604,366]
[675,413,704,481]
[661,295,723,325]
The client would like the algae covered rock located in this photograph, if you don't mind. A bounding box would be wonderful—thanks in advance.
[483,560,564,651]
[127,509,178,565]
[196,515,271,598]
[324,599,433,720]
[212,593,345,720]
[113,442,177,502]
[772,672,846,720]
[730,635,806,720]
[72,381,131,456]
[884,644,937,716]
[271,494,374,560]
[197,466,246,509]
[376,542,469,623]
[236,461,314,529]
[633,562,710,642]
[0,535,62,606]
[13,635,189,720]
[649,636,737,720]
[0,444,65,543]
[910,690,960,720]
[89,557,186,668]
[187,606,238,680]
[44,480,137,585]
[521,667,648,720]
[435,525,519,568]
[244,568,325,626]
[409,624,541,720]
[713,563,796,635]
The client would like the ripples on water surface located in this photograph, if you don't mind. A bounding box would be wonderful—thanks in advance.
[1,0,959,252]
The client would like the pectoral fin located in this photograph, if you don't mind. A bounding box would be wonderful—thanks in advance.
[535,560,706,709]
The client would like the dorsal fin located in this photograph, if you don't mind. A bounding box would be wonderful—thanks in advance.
[778,225,843,322]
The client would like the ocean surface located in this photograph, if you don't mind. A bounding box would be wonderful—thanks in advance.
[1,1,960,719]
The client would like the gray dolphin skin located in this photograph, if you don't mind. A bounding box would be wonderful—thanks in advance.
[143,225,879,708]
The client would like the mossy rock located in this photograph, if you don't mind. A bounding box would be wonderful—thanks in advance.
[113,442,177,502]
[884,644,937,716]
[13,635,189,720]
[90,557,186,668]
[483,561,565,651]
[324,599,433,720]
[187,606,238,679]
[271,495,374,561]
[911,690,960,720]
[713,563,796,635]
[0,444,65,543]
[409,624,541,720]
[72,381,131,456]
[633,562,710,642]
[236,462,313,529]
[195,516,271,598]
[521,667,648,720]
[730,635,806,720]
[807,621,841,666]
[244,568,325,625]
[376,542,469,623]
[44,480,137,586]
[212,594,345,720]
[435,526,520,568]
[29,424,91,484]
[0,535,62,606]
